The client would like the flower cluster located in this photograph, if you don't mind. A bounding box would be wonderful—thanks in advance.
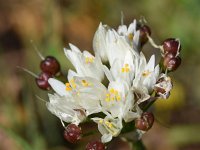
[38,18,181,149]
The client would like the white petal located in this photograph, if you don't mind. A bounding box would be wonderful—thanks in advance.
[101,133,113,143]
[146,55,155,71]
[103,65,114,82]
[127,20,137,33]
[48,78,68,96]
[67,69,77,81]
[93,23,108,62]
[117,25,127,35]
[69,43,81,53]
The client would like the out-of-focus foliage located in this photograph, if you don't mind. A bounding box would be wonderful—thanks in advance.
[0,0,200,149]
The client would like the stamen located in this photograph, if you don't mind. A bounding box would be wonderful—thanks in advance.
[121,64,130,73]
[85,57,94,64]
[128,33,134,41]
[65,82,72,91]
[142,70,151,77]
[70,79,76,88]
[105,88,121,102]
[81,80,89,87]
[99,119,103,124]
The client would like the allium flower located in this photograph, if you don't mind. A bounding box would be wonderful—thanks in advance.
[133,54,160,92]
[92,116,122,143]
[64,43,104,81]
[117,19,140,50]
[38,16,182,147]
[93,23,109,62]
[47,93,86,125]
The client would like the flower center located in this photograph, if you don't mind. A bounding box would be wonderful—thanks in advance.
[105,88,121,102]
[65,79,76,91]
[142,70,151,77]
[121,64,130,73]
[85,57,94,64]
[128,33,134,41]
[99,119,118,136]
[81,80,90,87]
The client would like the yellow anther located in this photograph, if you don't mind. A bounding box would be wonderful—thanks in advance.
[85,57,94,64]
[121,64,130,73]
[142,70,151,77]
[106,93,110,97]
[99,119,103,124]
[125,63,129,67]
[128,33,134,41]
[105,121,113,128]
[105,97,110,102]
[81,80,89,87]
[105,88,121,102]
[65,82,72,91]
[69,79,76,88]
[116,96,121,101]
[66,83,70,86]
[110,88,115,93]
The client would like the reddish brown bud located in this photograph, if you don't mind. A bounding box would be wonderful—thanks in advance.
[40,56,60,75]
[163,38,181,55]
[64,124,82,143]
[86,140,105,150]
[35,72,52,90]
[139,25,151,46]
[163,53,181,71]
[135,112,154,131]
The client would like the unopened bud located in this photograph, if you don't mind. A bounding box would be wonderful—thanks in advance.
[163,53,181,71]
[86,140,105,150]
[139,25,151,46]
[135,112,154,131]
[163,38,181,55]
[40,56,60,75]
[35,72,52,90]
[64,124,82,143]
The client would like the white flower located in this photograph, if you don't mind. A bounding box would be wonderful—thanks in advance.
[72,76,107,115]
[117,19,140,51]
[133,53,160,93]
[64,43,104,81]
[93,23,139,66]
[47,93,86,125]
[154,73,173,99]
[103,50,136,86]
[92,115,123,143]
[100,79,141,122]
[48,75,107,117]
[106,29,138,66]
[93,23,109,62]
[43,17,173,144]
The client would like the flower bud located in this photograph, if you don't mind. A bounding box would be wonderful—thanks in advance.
[163,53,181,71]
[35,72,52,90]
[139,25,151,46]
[64,124,82,143]
[40,56,60,75]
[86,140,105,150]
[163,38,181,55]
[135,112,154,131]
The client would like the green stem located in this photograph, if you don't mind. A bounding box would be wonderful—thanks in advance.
[143,97,157,111]
[132,140,146,150]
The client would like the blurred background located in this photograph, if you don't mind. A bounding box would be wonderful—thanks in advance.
[0,0,200,149]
